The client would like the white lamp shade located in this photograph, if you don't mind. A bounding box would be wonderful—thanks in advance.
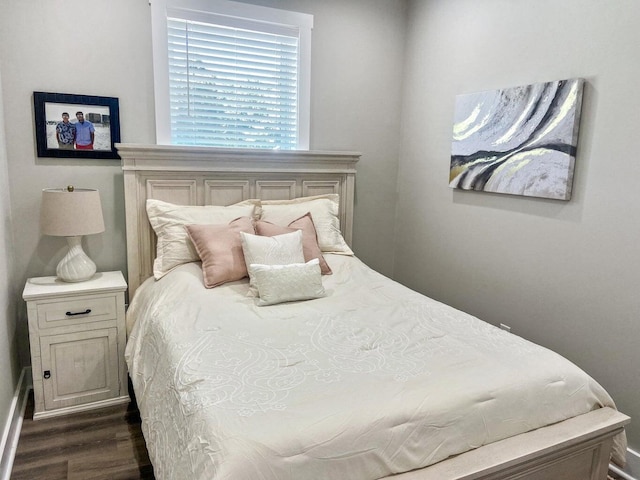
[40,188,105,237]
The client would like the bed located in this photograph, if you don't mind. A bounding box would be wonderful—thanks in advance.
[118,143,629,480]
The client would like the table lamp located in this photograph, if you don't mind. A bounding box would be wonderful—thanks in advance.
[40,186,105,282]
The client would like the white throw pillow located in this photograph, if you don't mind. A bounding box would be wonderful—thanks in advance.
[260,194,353,255]
[249,259,325,306]
[147,198,259,279]
[240,230,305,296]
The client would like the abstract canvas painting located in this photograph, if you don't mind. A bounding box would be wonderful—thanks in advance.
[450,78,584,200]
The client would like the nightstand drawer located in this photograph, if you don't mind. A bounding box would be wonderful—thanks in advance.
[36,293,118,330]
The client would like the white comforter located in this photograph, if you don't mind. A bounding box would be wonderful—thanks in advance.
[125,255,625,480]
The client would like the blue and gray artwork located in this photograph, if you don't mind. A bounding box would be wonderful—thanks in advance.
[450,78,584,200]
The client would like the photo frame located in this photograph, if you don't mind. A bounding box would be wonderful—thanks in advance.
[33,91,121,159]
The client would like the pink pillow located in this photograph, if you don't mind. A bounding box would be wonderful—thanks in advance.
[185,216,255,288]
[255,213,332,275]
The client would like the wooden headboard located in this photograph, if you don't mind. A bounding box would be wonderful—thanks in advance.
[118,144,360,299]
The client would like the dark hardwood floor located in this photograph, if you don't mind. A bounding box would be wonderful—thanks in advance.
[11,391,154,480]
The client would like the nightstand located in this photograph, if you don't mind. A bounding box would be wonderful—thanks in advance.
[22,271,130,419]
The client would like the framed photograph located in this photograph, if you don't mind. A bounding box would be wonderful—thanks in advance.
[33,91,121,159]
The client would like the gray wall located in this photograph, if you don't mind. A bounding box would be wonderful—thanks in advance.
[0,0,405,438]
[0,63,20,455]
[395,0,640,451]
[0,0,156,369]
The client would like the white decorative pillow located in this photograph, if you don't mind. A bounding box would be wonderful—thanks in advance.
[249,259,325,306]
[240,230,305,296]
[147,198,259,279]
[260,194,353,255]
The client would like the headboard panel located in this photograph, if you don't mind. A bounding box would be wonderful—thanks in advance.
[118,144,360,299]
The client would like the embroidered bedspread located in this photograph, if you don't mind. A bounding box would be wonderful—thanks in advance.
[125,255,625,480]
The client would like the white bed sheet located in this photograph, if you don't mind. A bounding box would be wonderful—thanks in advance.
[125,255,625,480]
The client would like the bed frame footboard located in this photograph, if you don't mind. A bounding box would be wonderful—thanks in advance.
[383,407,629,480]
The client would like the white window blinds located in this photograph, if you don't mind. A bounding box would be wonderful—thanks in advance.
[152,0,312,149]
[167,17,301,149]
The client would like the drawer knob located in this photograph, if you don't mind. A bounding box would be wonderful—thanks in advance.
[65,309,92,316]
[43,370,51,379]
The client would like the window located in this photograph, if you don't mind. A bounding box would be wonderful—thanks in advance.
[151,0,313,150]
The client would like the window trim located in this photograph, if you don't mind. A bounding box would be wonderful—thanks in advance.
[151,0,313,150]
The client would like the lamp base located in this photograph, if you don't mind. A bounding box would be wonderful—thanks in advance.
[57,236,97,282]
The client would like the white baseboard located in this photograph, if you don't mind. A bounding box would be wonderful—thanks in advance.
[610,448,640,480]
[625,448,640,478]
[0,367,31,480]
